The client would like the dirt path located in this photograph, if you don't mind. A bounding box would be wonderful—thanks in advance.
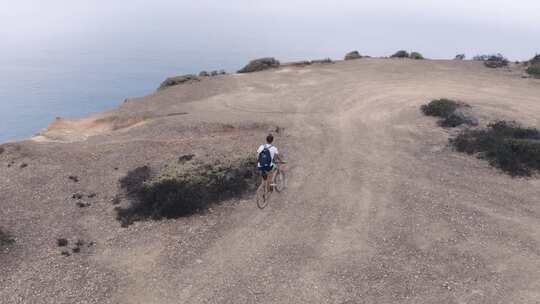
[2,59,540,303]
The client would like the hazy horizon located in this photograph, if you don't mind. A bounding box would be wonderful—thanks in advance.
[2,0,539,61]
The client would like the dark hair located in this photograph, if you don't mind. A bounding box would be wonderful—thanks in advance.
[266,134,274,143]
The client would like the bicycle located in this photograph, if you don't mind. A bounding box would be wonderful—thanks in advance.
[256,162,286,209]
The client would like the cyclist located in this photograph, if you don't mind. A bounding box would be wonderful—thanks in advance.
[257,134,284,190]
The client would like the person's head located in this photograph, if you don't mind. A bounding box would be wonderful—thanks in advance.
[266,134,274,144]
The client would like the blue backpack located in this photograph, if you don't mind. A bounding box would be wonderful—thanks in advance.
[258,145,273,169]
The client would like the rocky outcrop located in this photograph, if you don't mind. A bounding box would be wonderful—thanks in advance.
[344,51,362,60]
[237,58,280,73]
[158,74,200,90]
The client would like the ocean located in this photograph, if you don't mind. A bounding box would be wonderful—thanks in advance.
[0,47,252,143]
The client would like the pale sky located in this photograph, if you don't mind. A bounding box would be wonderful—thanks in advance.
[1,0,539,60]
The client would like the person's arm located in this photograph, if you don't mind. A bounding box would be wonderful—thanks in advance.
[275,153,285,163]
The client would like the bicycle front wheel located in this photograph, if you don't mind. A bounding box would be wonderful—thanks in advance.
[256,183,269,209]
[274,170,286,193]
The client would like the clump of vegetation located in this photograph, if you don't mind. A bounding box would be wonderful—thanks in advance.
[421,99,460,118]
[237,58,280,73]
[451,121,540,176]
[344,51,362,60]
[391,50,410,58]
[1,229,15,248]
[116,157,258,226]
[410,52,424,60]
[473,54,508,68]
[526,64,540,78]
[421,99,477,128]
[529,54,540,65]
[311,58,334,64]
[439,111,478,128]
[158,74,200,90]
[455,54,466,60]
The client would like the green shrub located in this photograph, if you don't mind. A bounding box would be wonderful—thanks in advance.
[450,121,540,176]
[391,50,409,58]
[421,99,460,118]
[410,52,424,60]
[526,64,540,78]
[529,54,540,65]
[116,157,258,226]
[439,111,478,128]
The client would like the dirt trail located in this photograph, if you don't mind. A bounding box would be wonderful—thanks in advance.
[1,59,540,303]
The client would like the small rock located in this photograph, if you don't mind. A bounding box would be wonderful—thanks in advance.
[72,247,81,253]
[111,196,121,205]
[87,193,97,198]
[68,175,79,183]
[72,193,84,200]
[61,250,71,257]
[178,154,195,163]
[57,238,68,247]
[76,202,91,208]
[19,163,28,169]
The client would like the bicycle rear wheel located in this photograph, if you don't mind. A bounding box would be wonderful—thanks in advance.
[274,170,286,193]
[256,183,269,209]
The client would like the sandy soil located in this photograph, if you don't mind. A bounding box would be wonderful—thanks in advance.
[1,59,540,303]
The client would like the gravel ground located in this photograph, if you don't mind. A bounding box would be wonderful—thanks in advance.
[1,59,540,303]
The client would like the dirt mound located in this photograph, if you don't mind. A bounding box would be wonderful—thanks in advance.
[237,58,280,73]
[33,115,148,142]
[115,156,258,226]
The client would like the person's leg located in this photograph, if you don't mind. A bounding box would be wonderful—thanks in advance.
[259,169,269,196]
[267,165,277,190]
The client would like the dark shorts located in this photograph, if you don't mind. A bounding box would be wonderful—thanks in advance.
[258,165,275,179]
